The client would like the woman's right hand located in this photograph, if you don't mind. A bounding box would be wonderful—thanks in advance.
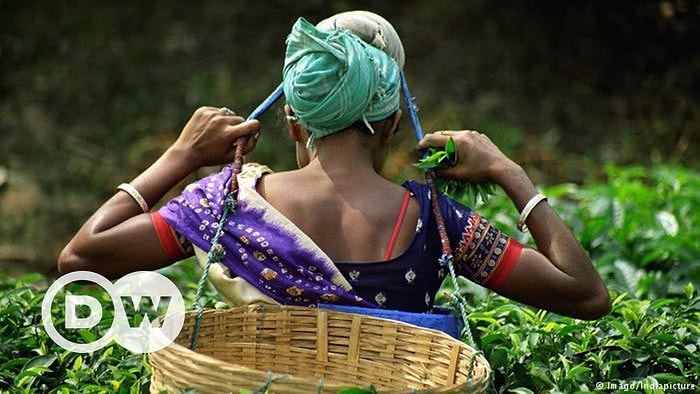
[59,106,261,278]
[172,107,261,168]
[417,130,519,184]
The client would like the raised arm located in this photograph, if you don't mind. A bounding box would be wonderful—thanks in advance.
[58,107,260,279]
[418,130,610,320]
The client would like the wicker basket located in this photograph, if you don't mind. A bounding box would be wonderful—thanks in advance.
[149,304,490,393]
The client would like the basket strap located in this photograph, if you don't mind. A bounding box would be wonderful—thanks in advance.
[253,371,290,393]
[401,71,478,350]
[190,84,284,351]
[190,195,235,350]
[468,350,484,393]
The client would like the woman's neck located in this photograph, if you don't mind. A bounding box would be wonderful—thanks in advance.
[307,129,381,178]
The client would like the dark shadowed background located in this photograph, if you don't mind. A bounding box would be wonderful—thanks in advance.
[1,0,699,273]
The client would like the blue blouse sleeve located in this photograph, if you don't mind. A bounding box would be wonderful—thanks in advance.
[437,192,523,290]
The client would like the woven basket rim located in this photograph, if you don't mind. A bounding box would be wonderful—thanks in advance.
[150,304,491,393]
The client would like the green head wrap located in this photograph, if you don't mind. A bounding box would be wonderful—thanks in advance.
[283,17,401,144]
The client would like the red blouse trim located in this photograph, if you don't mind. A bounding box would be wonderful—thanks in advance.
[150,211,187,261]
[384,190,413,260]
[484,238,523,290]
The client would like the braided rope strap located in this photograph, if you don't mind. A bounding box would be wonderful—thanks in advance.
[190,83,284,351]
[401,71,478,350]
[254,371,290,393]
[190,195,234,349]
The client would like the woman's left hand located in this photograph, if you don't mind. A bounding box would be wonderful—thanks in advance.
[417,130,517,184]
[419,130,610,320]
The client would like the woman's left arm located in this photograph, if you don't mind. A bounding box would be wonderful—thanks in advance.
[58,107,260,279]
[419,130,610,320]
[489,162,611,319]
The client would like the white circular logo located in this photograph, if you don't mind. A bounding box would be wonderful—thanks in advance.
[41,271,185,353]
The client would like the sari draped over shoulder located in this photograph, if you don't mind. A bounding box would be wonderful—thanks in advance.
[158,163,374,308]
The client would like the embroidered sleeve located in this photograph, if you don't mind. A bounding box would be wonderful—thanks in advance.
[441,198,523,290]
[150,211,194,261]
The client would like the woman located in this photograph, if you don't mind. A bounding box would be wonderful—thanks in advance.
[59,11,610,320]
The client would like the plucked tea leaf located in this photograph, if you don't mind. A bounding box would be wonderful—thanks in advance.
[416,137,497,206]
[445,136,456,155]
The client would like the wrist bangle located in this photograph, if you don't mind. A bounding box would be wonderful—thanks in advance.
[517,193,547,232]
[117,183,150,213]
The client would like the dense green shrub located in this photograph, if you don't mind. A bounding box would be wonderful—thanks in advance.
[0,274,150,393]
[0,263,218,394]
[450,164,700,392]
[461,287,699,392]
[475,164,700,299]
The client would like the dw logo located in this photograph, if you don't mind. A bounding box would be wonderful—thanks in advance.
[41,271,185,354]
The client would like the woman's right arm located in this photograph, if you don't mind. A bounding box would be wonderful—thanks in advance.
[58,107,260,279]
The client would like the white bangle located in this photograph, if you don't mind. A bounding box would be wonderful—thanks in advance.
[117,183,149,213]
[517,193,547,232]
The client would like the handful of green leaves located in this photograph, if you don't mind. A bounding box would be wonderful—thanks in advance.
[415,137,497,206]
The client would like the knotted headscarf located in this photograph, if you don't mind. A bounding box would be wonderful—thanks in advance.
[283,16,402,144]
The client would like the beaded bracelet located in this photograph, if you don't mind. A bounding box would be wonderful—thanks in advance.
[517,193,547,232]
[117,183,149,213]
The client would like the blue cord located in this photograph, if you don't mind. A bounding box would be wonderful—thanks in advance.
[247,83,285,121]
[400,70,478,350]
[191,85,283,351]
[400,70,428,161]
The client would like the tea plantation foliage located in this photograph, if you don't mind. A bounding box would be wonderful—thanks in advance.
[1,165,698,393]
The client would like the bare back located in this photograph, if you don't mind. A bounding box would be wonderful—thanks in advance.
[258,168,419,263]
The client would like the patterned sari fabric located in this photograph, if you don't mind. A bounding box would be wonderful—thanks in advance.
[158,164,522,312]
[160,164,372,307]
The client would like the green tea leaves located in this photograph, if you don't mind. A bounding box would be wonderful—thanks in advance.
[415,139,457,169]
[416,137,497,206]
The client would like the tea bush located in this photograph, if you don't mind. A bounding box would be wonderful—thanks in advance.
[458,286,700,392]
[0,165,698,393]
[451,164,700,392]
[475,165,700,298]
[0,264,219,394]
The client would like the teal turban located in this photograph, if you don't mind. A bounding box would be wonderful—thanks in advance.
[283,17,401,144]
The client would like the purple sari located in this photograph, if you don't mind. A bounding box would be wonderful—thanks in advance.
[159,163,374,308]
